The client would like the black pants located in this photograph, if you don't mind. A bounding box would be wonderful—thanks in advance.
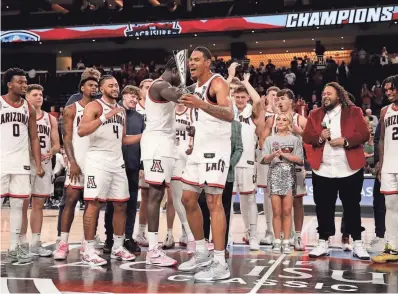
[104,169,139,241]
[312,169,364,241]
[199,181,234,249]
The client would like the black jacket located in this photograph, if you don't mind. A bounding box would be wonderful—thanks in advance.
[120,102,145,171]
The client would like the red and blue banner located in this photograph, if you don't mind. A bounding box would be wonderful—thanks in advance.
[1,6,398,43]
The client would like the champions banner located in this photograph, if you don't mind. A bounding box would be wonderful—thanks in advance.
[2,6,398,43]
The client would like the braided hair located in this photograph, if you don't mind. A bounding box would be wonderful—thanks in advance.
[164,57,177,71]
[324,82,354,108]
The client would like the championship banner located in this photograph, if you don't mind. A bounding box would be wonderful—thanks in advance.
[1,6,398,43]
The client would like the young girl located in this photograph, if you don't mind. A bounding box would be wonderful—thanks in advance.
[262,113,304,254]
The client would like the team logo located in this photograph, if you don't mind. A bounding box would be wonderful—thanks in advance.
[1,30,41,43]
[124,22,182,37]
[150,160,164,173]
[86,176,97,188]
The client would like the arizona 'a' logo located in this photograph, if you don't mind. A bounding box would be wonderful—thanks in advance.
[150,160,164,173]
[86,176,97,188]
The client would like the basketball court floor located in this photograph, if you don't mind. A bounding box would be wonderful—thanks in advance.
[1,208,398,293]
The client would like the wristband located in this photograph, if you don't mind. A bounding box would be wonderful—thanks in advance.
[99,114,107,123]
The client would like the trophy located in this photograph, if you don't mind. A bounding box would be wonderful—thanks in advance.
[173,49,191,94]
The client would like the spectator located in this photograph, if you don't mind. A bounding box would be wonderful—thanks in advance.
[284,69,296,88]
[391,53,398,64]
[266,59,275,73]
[372,80,381,92]
[364,134,375,173]
[364,109,378,134]
[359,48,367,64]
[372,87,384,117]
[380,47,389,66]
[49,105,60,119]
[361,83,373,111]
[76,59,85,69]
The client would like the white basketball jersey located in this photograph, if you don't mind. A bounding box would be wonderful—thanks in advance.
[31,111,52,173]
[237,113,257,168]
[86,98,125,172]
[72,101,90,169]
[175,107,191,159]
[0,96,31,174]
[191,74,231,162]
[382,104,398,173]
[136,100,146,123]
[141,79,176,159]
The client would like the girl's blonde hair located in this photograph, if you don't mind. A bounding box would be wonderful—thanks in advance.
[277,112,294,132]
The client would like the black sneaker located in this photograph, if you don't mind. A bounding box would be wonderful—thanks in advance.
[124,239,141,254]
[103,240,113,254]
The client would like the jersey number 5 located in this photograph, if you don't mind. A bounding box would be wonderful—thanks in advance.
[113,125,119,139]
[39,135,46,148]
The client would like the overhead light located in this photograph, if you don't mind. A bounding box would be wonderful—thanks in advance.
[59,51,62,54]
[136,37,139,40]
[316,26,319,29]
[39,42,42,45]
[189,44,192,47]
[395,21,397,24]
[252,30,255,33]
[286,50,289,53]
[194,34,197,37]
[311,38,314,41]
[341,47,344,50]
[283,40,286,42]
[255,41,258,44]
[6,6,9,8]
[341,36,344,39]
[313,49,315,51]
[259,51,262,54]
[213,44,215,46]
[92,39,96,42]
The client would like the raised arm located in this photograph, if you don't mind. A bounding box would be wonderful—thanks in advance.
[242,73,262,119]
[258,116,274,150]
[28,105,44,177]
[49,114,60,155]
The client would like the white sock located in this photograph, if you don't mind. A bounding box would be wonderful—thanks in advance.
[19,234,27,244]
[139,224,146,235]
[196,239,208,253]
[249,224,257,239]
[182,222,195,242]
[61,232,69,243]
[113,235,124,249]
[9,198,23,250]
[295,231,301,238]
[385,195,398,250]
[148,232,158,250]
[85,240,95,253]
[167,229,173,236]
[32,233,41,244]
[214,250,226,265]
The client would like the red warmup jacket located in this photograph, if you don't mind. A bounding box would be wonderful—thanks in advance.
[303,106,370,171]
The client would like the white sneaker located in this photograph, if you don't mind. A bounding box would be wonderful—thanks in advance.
[94,235,104,249]
[249,237,260,251]
[282,240,292,254]
[341,236,352,251]
[242,231,250,244]
[289,232,295,246]
[260,231,273,245]
[194,261,230,281]
[294,236,305,251]
[367,237,386,253]
[178,250,212,271]
[111,246,136,261]
[272,239,282,253]
[82,251,107,266]
[353,240,370,260]
[136,232,149,247]
[179,233,188,247]
[309,240,329,258]
[31,241,52,257]
[162,233,175,249]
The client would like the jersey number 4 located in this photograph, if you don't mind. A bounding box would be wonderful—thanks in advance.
[113,125,119,139]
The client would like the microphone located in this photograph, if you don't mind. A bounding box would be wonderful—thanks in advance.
[321,122,331,141]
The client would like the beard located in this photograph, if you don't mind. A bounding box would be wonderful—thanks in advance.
[322,99,338,111]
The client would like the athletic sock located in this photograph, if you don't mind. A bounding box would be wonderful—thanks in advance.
[138,224,146,235]
[167,229,173,236]
[85,240,95,254]
[19,234,27,244]
[113,235,124,249]
[61,232,69,243]
[295,231,301,238]
[196,239,208,253]
[10,232,18,251]
[182,222,195,242]
[214,250,226,265]
[148,232,158,250]
[32,233,41,245]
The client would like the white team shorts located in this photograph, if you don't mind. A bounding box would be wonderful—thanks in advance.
[64,165,85,190]
[143,157,176,187]
[0,174,31,198]
[138,170,149,189]
[380,173,398,195]
[233,167,256,195]
[84,164,129,202]
[295,167,307,197]
[257,162,269,188]
[31,172,52,197]
[182,156,230,193]
[171,158,187,181]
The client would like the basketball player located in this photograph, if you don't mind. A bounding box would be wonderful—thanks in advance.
[1,68,44,263]
[135,78,153,247]
[19,84,60,257]
[54,75,99,260]
[372,75,398,264]
[233,73,265,251]
[77,75,142,266]
[257,86,279,246]
[163,103,196,253]
[178,47,234,281]
[140,58,192,267]
[261,89,307,251]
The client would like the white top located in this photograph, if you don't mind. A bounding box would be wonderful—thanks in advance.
[236,112,257,168]
[0,96,31,174]
[175,108,192,160]
[190,74,231,163]
[53,152,66,175]
[382,104,398,173]
[141,79,176,159]
[313,104,359,178]
[136,100,146,123]
[30,111,53,174]
[86,98,125,172]
[71,101,90,170]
